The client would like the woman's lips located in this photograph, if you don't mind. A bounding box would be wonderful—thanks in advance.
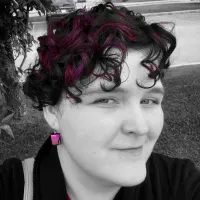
[116,146,143,156]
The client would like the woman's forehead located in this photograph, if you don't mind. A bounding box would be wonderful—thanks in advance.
[82,77,163,97]
[60,48,162,104]
[83,50,161,93]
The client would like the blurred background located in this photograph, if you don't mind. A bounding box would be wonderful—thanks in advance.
[0,0,200,170]
[16,0,200,82]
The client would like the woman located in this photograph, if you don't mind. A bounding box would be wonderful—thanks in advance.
[0,2,199,200]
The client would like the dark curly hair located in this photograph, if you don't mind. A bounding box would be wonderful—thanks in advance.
[22,2,176,111]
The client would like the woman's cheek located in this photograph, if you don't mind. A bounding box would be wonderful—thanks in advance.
[147,108,164,134]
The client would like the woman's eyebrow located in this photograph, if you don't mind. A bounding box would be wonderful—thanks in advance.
[146,87,165,96]
[83,86,165,96]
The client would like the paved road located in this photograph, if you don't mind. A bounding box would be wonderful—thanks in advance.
[31,2,200,22]
[145,12,200,66]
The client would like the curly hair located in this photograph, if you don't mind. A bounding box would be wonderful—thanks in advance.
[22,2,176,111]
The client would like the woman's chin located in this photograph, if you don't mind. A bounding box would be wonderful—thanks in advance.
[110,160,147,187]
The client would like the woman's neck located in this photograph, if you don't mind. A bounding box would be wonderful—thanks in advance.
[57,145,121,200]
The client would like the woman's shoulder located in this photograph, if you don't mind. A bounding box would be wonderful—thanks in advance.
[150,152,195,165]
[149,152,200,179]
[149,152,200,199]
[150,152,199,173]
[0,157,24,200]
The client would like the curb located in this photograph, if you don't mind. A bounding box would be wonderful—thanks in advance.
[143,9,200,16]
[114,0,198,7]
[171,62,200,68]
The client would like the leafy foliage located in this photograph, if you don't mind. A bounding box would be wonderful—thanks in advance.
[0,0,59,141]
[0,0,58,75]
[0,86,15,145]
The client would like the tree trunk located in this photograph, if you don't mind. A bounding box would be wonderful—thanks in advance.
[0,40,27,120]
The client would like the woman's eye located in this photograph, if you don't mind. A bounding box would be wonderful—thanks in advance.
[93,98,159,105]
[93,98,116,104]
[141,99,159,105]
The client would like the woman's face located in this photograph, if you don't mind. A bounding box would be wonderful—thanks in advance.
[44,49,164,188]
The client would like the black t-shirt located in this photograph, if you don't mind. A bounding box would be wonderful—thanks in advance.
[0,157,24,200]
[0,147,200,200]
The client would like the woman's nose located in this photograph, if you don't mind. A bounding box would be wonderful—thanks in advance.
[122,106,149,136]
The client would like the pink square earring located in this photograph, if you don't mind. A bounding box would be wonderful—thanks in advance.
[51,130,61,145]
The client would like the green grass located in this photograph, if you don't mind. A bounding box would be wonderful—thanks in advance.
[154,65,200,170]
[0,65,200,171]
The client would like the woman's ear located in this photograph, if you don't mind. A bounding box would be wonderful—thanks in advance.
[43,105,60,131]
